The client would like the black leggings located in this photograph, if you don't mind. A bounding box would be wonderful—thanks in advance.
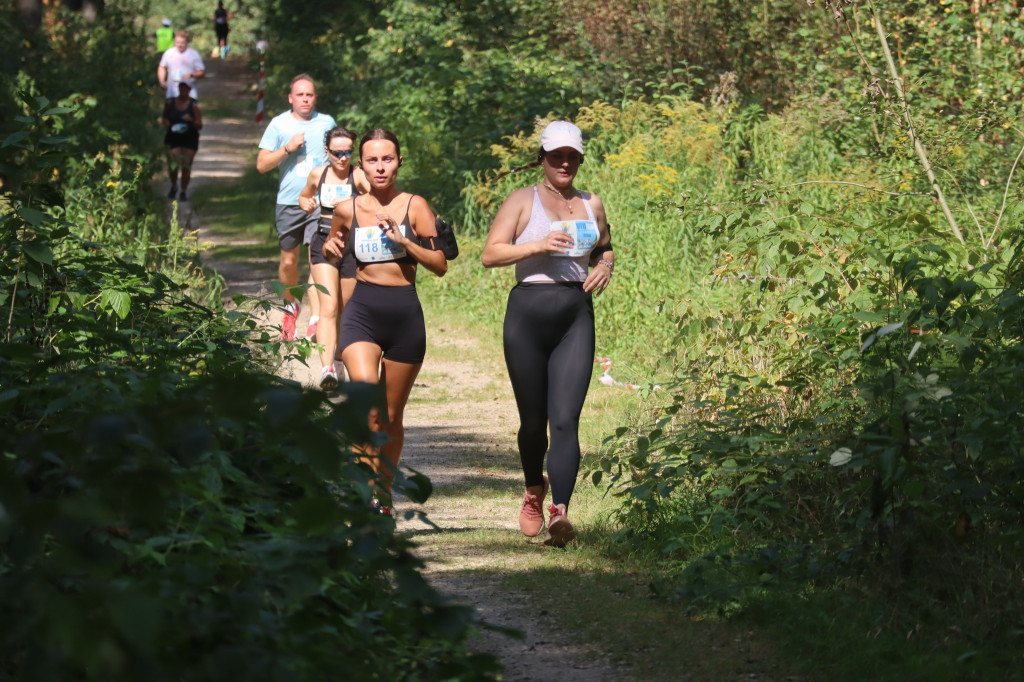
[502,282,595,507]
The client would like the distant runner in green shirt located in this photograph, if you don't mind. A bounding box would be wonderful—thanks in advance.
[155,18,173,53]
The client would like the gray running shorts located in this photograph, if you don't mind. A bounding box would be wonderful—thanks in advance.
[275,204,318,251]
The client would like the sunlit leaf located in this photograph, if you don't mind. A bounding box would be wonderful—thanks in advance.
[829,447,853,466]
[100,289,131,319]
[876,321,904,337]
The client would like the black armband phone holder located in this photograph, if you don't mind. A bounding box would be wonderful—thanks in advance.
[419,217,459,260]
[589,238,613,265]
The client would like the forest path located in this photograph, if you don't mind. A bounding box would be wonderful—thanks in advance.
[178,55,625,681]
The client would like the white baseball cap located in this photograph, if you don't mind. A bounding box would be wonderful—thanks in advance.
[162,18,172,26]
[540,120,584,155]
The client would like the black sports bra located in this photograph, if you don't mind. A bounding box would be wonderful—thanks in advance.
[351,196,417,266]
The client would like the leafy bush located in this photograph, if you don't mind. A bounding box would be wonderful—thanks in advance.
[577,51,1024,676]
[2,4,157,157]
[1,360,493,681]
[257,0,588,217]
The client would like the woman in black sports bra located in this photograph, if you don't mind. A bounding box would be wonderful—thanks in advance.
[298,126,370,390]
[160,81,203,201]
[323,128,447,514]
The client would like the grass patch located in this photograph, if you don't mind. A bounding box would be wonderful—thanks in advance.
[501,562,799,681]
[742,582,1021,682]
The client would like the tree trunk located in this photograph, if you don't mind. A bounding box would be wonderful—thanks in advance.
[16,0,42,32]
[62,0,105,23]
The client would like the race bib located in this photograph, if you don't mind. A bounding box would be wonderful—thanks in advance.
[295,155,315,177]
[550,220,599,258]
[353,224,408,263]
[170,123,189,134]
[319,182,353,208]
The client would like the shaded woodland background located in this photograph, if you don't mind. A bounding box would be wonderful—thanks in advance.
[2,0,1023,679]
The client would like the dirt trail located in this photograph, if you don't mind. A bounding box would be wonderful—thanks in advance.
[182,57,623,681]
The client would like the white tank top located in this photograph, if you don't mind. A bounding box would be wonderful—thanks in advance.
[514,186,597,283]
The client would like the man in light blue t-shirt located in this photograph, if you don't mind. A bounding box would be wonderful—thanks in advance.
[257,74,337,341]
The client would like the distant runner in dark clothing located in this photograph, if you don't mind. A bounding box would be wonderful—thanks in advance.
[214,1,230,58]
[161,81,203,202]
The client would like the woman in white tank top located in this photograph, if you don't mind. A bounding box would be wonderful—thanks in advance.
[482,120,615,546]
[298,126,370,390]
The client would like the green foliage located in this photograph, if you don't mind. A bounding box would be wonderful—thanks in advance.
[253,0,587,217]
[246,0,1024,225]
[561,57,1024,681]
[589,206,1024,672]
[5,3,157,156]
[556,0,827,107]
[1,366,492,680]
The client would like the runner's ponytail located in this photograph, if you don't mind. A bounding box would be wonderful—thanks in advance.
[491,156,543,182]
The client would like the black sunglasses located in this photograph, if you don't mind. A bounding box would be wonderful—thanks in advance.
[328,149,353,159]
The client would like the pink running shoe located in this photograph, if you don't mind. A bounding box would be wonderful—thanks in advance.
[280,302,300,341]
[546,504,576,547]
[518,476,549,537]
[305,317,318,341]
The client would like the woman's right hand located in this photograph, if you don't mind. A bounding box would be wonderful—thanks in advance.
[323,234,345,259]
[298,194,318,214]
[540,229,574,255]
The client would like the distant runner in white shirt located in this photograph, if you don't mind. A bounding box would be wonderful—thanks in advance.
[157,31,206,100]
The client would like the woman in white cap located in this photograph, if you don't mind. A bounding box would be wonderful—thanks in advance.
[482,120,614,546]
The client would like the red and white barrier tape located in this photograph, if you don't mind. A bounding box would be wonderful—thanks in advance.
[254,57,265,123]
[595,356,661,391]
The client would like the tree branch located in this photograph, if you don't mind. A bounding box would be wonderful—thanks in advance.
[867,0,966,246]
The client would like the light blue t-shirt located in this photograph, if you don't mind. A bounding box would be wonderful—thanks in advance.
[258,111,337,205]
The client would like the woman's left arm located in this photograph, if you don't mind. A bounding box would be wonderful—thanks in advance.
[386,195,447,277]
[192,103,203,130]
[583,193,613,295]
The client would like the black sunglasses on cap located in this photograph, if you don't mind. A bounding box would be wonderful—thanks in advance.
[328,149,353,159]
